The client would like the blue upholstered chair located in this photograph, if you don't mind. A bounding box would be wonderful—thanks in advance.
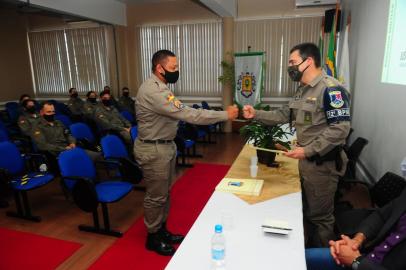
[100,135,143,186]
[58,147,133,237]
[0,141,54,221]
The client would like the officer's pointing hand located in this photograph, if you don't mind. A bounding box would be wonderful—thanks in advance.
[226,105,238,120]
[243,105,255,119]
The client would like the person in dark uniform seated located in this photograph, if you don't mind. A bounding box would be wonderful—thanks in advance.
[67,87,85,122]
[102,85,120,109]
[94,91,132,146]
[31,101,101,173]
[306,188,406,270]
[18,99,41,136]
[118,87,135,116]
[82,90,99,133]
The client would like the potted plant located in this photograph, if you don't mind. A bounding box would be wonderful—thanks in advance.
[240,121,292,166]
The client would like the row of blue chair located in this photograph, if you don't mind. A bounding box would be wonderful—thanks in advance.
[0,133,143,237]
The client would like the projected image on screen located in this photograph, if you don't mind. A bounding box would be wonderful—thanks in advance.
[382,0,406,85]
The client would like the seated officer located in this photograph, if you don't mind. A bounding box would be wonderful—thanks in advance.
[118,87,135,115]
[31,102,101,172]
[102,85,120,109]
[83,90,98,120]
[67,87,84,121]
[306,188,406,270]
[94,91,132,145]
[18,99,41,136]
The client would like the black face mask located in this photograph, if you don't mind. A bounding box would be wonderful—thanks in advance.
[102,99,112,107]
[26,106,36,114]
[160,67,179,84]
[88,97,97,104]
[71,93,78,98]
[43,114,55,122]
[287,59,310,82]
[123,91,129,97]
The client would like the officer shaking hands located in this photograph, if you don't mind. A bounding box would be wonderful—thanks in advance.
[135,49,238,256]
[243,43,351,248]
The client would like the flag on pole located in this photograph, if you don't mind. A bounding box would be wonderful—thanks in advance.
[338,23,351,90]
[325,13,337,77]
[319,17,325,67]
[325,4,340,78]
[234,52,265,108]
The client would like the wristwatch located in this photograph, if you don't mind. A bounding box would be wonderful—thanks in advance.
[351,256,363,270]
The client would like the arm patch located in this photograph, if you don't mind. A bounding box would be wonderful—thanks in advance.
[323,86,351,124]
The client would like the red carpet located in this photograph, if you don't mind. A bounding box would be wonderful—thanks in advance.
[90,163,230,270]
[0,227,81,270]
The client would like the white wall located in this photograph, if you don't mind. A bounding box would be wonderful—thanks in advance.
[27,0,127,25]
[343,0,406,181]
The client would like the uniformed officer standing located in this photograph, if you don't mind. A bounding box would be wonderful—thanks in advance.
[18,99,41,136]
[243,43,351,247]
[94,91,132,145]
[118,87,135,115]
[135,49,238,256]
[67,87,84,121]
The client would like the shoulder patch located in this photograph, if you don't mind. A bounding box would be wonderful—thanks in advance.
[20,120,25,124]
[166,93,184,110]
[34,131,41,135]
[323,86,351,124]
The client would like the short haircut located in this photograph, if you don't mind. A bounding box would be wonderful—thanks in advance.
[69,87,76,94]
[41,101,54,110]
[22,99,34,108]
[151,50,176,72]
[19,94,31,102]
[86,90,96,97]
[100,90,110,98]
[289,43,321,68]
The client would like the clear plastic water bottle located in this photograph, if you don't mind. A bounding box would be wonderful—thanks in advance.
[211,224,226,269]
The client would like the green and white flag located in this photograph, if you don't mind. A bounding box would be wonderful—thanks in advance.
[234,52,265,108]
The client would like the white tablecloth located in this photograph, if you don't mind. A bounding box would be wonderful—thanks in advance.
[166,191,307,270]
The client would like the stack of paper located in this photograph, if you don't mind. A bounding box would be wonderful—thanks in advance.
[215,178,264,196]
[262,218,292,235]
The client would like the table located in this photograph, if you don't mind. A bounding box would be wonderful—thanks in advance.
[166,144,306,270]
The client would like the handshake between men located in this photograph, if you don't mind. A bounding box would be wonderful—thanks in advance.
[225,104,255,121]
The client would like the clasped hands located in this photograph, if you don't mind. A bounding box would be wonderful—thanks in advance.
[329,234,364,267]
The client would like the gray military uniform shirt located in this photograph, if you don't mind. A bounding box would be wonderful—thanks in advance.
[67,97,85,116]
[31,118,76,155]
[94,103,131,132]
[136,74,228,140]
[254,71,351,157]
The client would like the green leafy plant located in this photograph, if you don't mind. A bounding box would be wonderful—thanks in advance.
[240,121,291,150]
[218,60,235,89]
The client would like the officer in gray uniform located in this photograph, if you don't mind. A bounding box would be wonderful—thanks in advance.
[18,99,41,136]
[94,91,132,145]
[67,87,84,121]
[135,49,238,256]
[243,43,351,248]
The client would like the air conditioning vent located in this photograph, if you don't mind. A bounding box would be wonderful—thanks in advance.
[296,0,336,8]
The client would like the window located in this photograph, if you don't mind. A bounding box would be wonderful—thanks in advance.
[137,21,223,97]
[235,16,322,97]
[28,27,109,95]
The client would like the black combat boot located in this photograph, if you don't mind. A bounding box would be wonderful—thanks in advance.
[159,222,185,244]
[145,232,175,256]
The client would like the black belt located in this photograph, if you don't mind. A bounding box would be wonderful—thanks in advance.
[140,139,173,144]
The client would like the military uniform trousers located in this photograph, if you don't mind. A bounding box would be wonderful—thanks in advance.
[134,139,177,233]
[299,151,348,247]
